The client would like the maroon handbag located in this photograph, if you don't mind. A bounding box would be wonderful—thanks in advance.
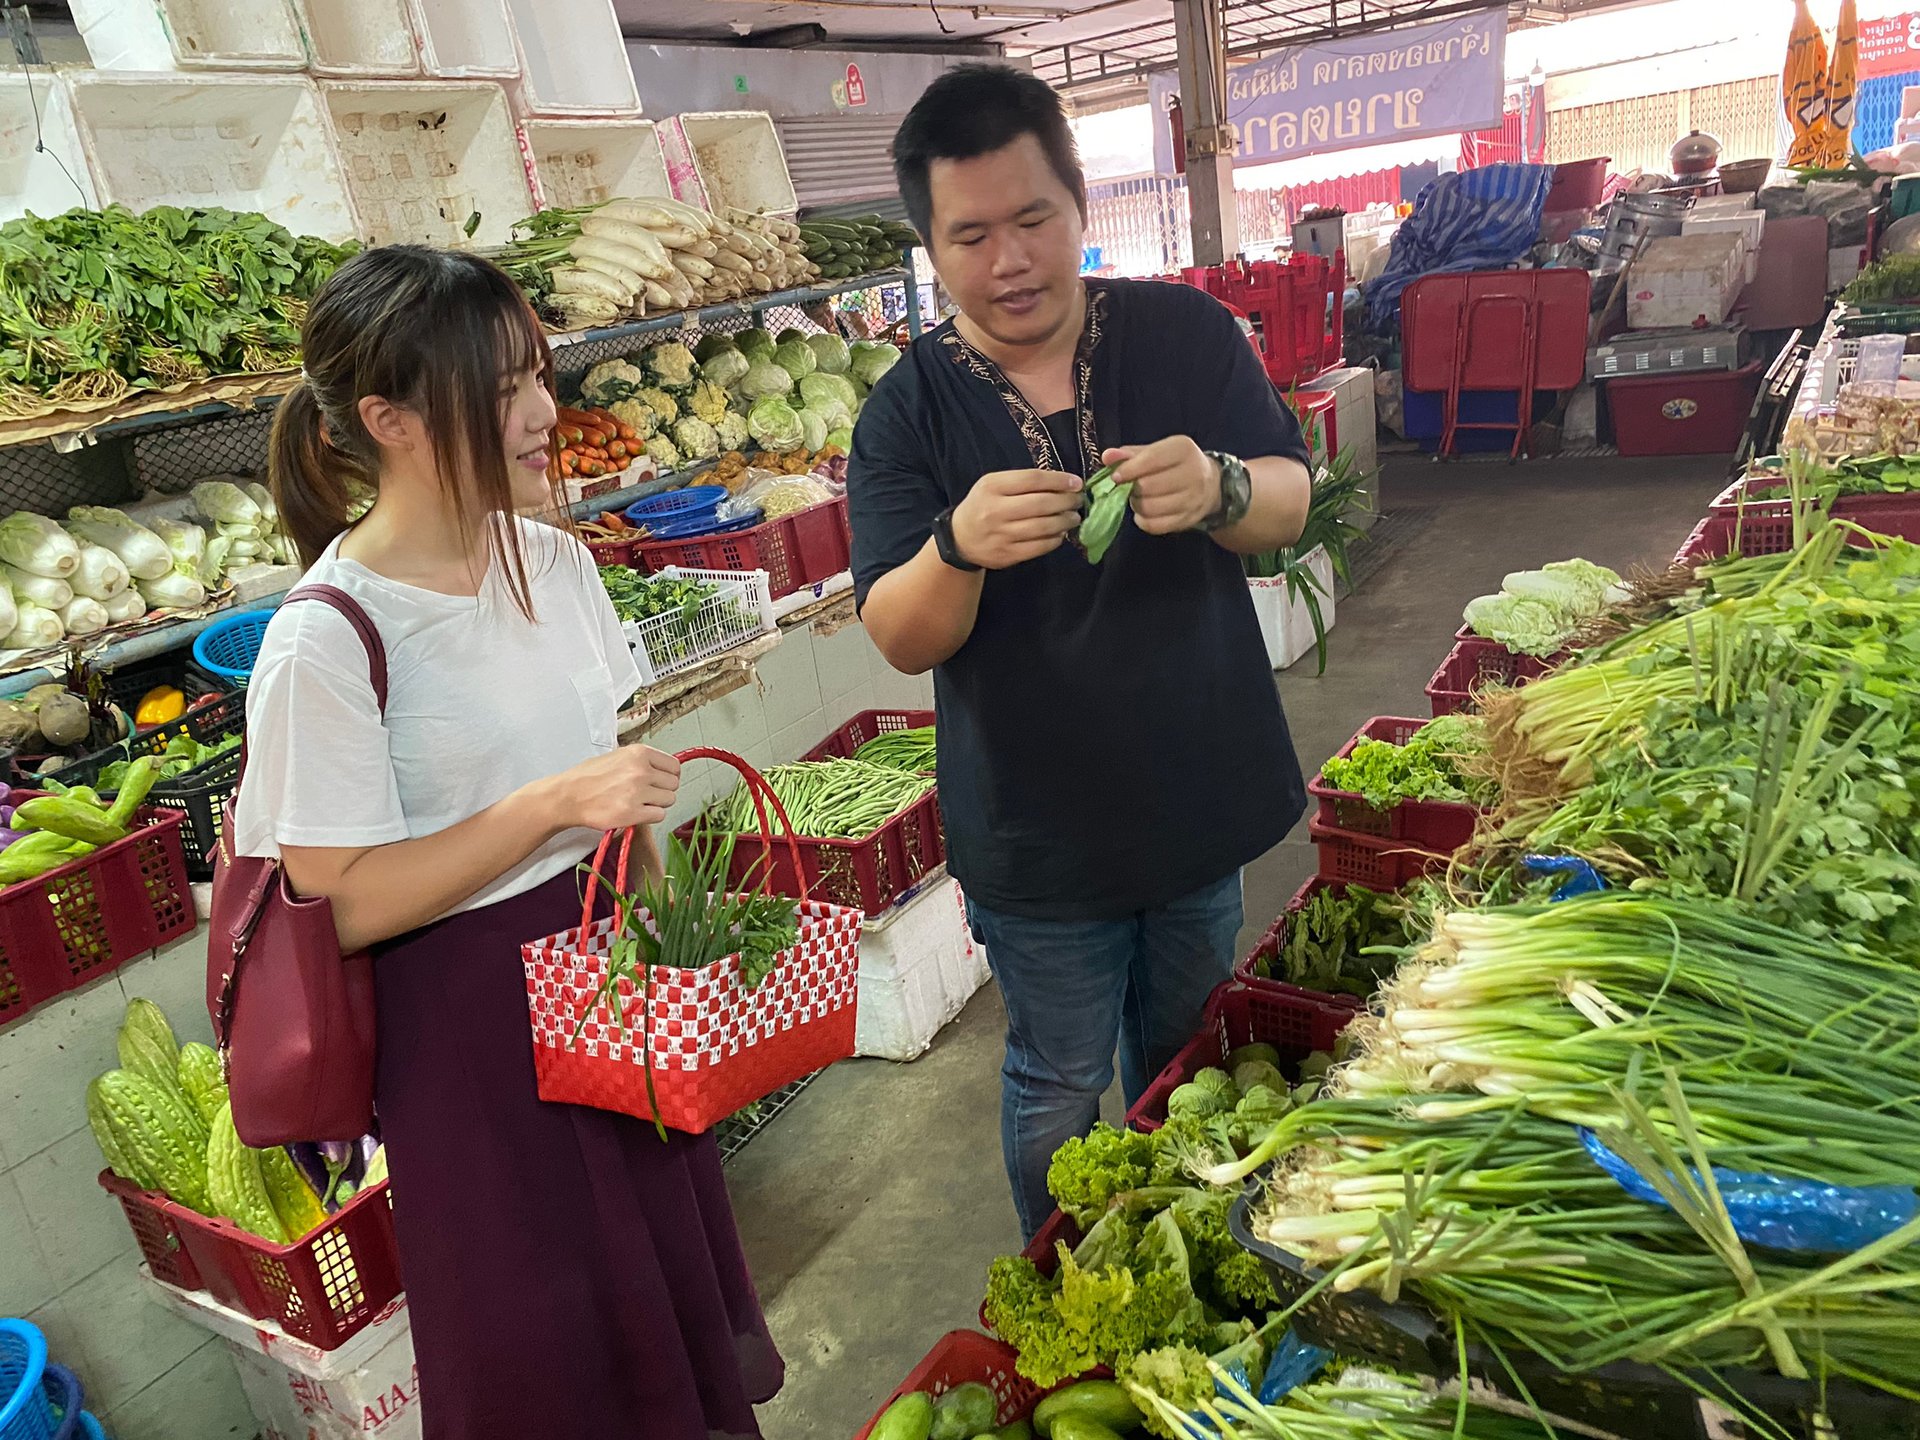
[207,584,388,1147]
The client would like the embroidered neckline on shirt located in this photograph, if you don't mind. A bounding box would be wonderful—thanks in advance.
[939,283,1108,473]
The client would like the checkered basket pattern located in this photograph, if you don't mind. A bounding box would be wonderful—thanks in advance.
[519,747,863,1133]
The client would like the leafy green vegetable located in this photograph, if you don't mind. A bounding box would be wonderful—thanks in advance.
[1318,714,1487,810]
[97,731,240,792]
[1252,883,1412,997]
[1077,466,1131,565]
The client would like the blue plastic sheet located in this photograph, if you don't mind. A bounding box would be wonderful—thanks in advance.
[1579,1127,1919,1254]
[1259,1330,1333,1402]
[1361,164,1557,332]
[1522,854,1607,900]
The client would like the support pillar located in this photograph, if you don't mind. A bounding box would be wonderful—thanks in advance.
[1173,0,1238,266]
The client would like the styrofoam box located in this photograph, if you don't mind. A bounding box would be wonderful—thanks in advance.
[657,111,797,218]
[855,876,991,1063]
[1627,233,1747,331]
[408,0,517,78]
[1682,210,1764,286]
[296,0,420,76]
[66,73,359,243]
[1248,545,1335,672]
[69,0,306,71]
[504,0,640,117]
[319,79,533,247]
[0,71,99,223]
[522,117,664,210]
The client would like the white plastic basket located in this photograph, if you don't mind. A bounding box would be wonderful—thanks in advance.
[0,72,99,223]
[522,118,664,210]
[318,79,533,247]
[69,0,307,71]
[408,0,517,78]
[504,0,640,117]
[295,0,420,76]
[656,111,797,217]
[65,73,359,243]
[620,566,776,687]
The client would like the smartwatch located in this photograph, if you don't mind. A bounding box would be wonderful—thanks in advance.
[1197,451,1252,533]
[932,506,981,572]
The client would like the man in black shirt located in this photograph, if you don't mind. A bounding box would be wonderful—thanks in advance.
[849,64,1312,1238]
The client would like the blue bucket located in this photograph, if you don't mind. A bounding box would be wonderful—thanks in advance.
[625,486,728,529]
[0,1322,54,1440]
[192,609,275,686]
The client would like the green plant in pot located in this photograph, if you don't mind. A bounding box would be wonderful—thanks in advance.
[1243,445,1373,675]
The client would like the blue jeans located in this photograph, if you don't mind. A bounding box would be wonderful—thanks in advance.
[967,872,1245,1241]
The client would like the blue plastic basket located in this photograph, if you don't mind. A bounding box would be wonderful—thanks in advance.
[191,608,275,685]
[641,508,764,542]
[625,486,727,528]
[39,1369,79,1440]
[74,1417,100,1440]
[0,1321,52,1440]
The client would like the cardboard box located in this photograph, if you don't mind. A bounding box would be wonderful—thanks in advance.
[1628,233,1747,330]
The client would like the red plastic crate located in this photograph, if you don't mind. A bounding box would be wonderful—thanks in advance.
[98,1172,402,1351]
[634,495,850,601]
[1181,255,1343,389]
[677,787,944,915]
[854,1331,1054,1440]
[803,709,935,763]
[0,809,194,1027]
[1235,876,1371,1005]
[1606,363,1762,456]
[585,534,642,567]
[1673,515,1736,569]
[1306,716,1480,852]
[1309,819,1448,890]
[1424,636,1559,717]
[1705,477,1920,558]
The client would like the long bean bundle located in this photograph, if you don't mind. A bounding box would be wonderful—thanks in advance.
[851,725,936,773]
[707,759,934,840]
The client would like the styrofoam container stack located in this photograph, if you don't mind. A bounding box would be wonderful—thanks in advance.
[504,0,640,116]
[295,0,421,76]
[319,79,532,246]
[408,0,517,77]
[1627,233,1748,331]
[1681,210,1766,287]
[69,0,308,70]
[0,72,99,223]
[854,877,991,1063]
[523,118,665,209]
[66,73,359,242]
[657,111,797,217]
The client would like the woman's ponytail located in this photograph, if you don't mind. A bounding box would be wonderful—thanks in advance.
[269,381,363,569]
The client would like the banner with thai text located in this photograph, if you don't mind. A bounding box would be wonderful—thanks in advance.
[1148,9,1508,173]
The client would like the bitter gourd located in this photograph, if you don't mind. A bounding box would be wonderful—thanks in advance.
[175,1042,229,1126]
[93,1068,212,1214]
[257,1145,327,1241]
[86,1072,157,1190]
[206,1101,287,1243]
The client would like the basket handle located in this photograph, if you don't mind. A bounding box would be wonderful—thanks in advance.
[573,746,808,938]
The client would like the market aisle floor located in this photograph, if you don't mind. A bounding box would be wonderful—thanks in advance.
[727,450,1732,1440]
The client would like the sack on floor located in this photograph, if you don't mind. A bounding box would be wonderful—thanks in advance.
[520,748,862,1134]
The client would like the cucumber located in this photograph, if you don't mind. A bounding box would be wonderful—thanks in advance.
[990,1424,1034,1440]
[1049,1421,1124,1440]
[1033,1381,1141,1437]
[871,1393,935,1440]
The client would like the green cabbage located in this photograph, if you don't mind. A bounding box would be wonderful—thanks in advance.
[775,327,808,347]
[794,406,828,454]
[850,340,900,386]
[772,339,818,381]
[700,347,751,391]
[824,426,853,453]
[739,358,794,401]
[1462,593,1563,657]
[693,332,738,363]
[747,397,805,452]
[735,327,775,360]
[798,371,858,413]
[804,332,851,375]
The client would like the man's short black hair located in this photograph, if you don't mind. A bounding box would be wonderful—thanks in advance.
[892,64,1087,244]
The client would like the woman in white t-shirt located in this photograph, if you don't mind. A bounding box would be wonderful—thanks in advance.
[235,246,782,1440]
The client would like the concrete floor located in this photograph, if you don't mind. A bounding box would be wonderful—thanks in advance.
[727,450,1734,1440]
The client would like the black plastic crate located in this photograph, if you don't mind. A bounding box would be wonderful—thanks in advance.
[1228,1190,1920,1440]
[98,651,226,716]
[44,698,246,880]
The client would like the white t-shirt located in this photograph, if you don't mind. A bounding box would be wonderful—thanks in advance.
[232,517,641,920]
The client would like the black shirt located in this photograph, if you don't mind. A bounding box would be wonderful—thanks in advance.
[847,278,1310,922]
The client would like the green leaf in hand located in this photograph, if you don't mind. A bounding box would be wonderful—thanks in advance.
[1079,465,1133,565]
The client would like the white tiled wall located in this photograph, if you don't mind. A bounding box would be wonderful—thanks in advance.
[0,615,928,1440]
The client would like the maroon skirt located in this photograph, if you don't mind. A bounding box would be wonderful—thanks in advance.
[373,865,782,1440]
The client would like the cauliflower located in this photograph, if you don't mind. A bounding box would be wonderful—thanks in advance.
[635,386,679,427]
[685,379,731,426]
[714,412,749,452]
[642,341,696,389]
[671,416,719,460]
[644,434,682,470]
[581,358,644,405]
[608,398,658,439]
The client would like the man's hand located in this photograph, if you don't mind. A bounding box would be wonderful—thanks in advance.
[950,468,1084,570]
[1103,437,1219,535]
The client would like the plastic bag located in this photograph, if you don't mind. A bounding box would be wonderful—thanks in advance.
[1522,854,1607,900]
[739,473,833,521]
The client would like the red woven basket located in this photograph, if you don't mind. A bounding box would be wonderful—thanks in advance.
[854,1331,1053,1440]
[1306,716,1480,851]
[0,808,194,1026]
[633,496,851,600]
[98,1172,401,1351]
[1424,637,1559,718]
[1310,819,1449,890]
[523,748,863,1134]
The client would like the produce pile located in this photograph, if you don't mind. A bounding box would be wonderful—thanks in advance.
[852,725,935,773]
[596,566,762,674]
[797,215,919,281]
[87,996,385,1243]
[1246,884,1411,998]
[706,759,935,841]
[0,481,295,658]
[0,205,354,416]
[0,758,164,884]
[576,326,898,473]
[502,198,819,331]
[1315,714,1485,811]
[1741,451,1920,501]
[1459,557,1622,658]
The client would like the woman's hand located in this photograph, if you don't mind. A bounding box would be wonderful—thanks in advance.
[549,745,682,832]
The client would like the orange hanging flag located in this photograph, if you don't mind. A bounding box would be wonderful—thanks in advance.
[1823,0,1858,166]
[1785,0,1832,168]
